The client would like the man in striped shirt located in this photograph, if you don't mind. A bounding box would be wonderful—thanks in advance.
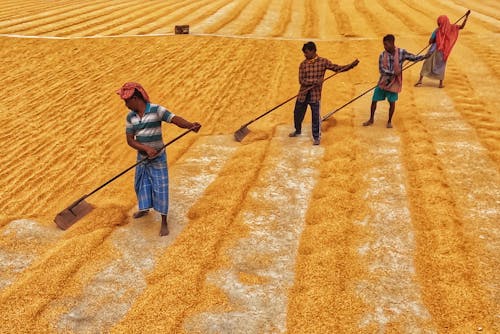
[117,82,201,236]
[363,34,428,128]
[289,41,359,145]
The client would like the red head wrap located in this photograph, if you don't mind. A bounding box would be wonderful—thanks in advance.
[116,82,150,102]
[435,15,460,61]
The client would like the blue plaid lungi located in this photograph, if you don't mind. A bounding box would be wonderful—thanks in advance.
[134,151,169,215]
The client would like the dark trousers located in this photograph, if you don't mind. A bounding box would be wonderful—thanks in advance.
[293,94,321,140]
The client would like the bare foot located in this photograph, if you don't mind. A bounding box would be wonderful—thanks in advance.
[414,82,422,87]
[438,84,444,88]
[362,120,373,126]
[133,210,149,218]
[160,222,169,236]
[386,122,393,128]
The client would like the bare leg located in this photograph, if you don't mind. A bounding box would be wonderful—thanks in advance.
[160,214,169,236]
[414,75,423,86]
[387,101,395,128]
[363,101,377,126]
[439,80,444,88]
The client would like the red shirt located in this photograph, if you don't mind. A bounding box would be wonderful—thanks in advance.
[297,56,341,103]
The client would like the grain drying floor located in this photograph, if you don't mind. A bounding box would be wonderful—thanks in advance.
[0,0,498,333]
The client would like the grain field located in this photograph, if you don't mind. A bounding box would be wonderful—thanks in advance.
[0,1,498,333]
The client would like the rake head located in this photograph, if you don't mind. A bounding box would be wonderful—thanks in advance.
[54,199,93,230]
[234,125,250,142]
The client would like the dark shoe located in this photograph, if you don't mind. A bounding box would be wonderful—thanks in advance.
[289,131,301,137]
[313,139,320,145]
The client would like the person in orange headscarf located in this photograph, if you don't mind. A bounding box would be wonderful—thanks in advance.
[415,11,470,88]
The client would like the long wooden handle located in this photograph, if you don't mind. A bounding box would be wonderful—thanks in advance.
[83,128,195,200]
[239,70,345,128]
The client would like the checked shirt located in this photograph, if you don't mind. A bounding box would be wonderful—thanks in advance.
[297,56,342,103]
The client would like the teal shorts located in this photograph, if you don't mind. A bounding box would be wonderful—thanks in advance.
[372,86,398,102]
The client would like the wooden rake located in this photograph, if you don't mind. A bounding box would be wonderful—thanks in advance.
[233,71,342,142]
[54,128,196,230]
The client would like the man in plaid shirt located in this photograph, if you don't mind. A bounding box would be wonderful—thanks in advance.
[289,41,359,145]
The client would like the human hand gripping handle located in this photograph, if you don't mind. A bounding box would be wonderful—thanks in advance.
[340,59,360,72]
[190,122,202,133]
[145,146,159,159]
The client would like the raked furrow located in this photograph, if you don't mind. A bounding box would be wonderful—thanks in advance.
[354,114,435,333]
[0,220,60,291]
[422,93,499,315]
[184,126,324,333]
[54,135,237,333]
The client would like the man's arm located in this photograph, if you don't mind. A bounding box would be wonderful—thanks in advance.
[392,50,428,75]
[325,58,359,73]
[126,133,157,158]
[402,49,426,62]
[335,59,360,72]
[460,10,471,29]
[126,116,201,159]
[171,115,201,132]
[326,60,342,72]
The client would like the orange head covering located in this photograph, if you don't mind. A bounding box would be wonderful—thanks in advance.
[435,15,460,61]
[116,82,150,102]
